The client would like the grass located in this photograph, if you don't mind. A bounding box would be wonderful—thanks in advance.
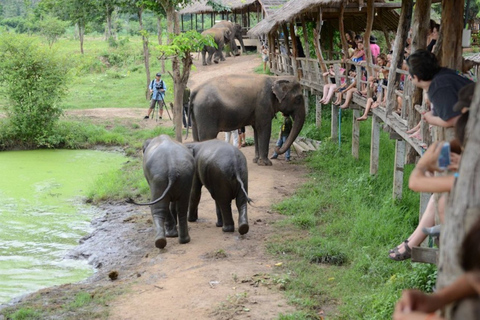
[267,106,437,319]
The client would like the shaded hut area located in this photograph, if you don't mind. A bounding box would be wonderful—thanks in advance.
[250,1,480,318]
[178,0,289,50]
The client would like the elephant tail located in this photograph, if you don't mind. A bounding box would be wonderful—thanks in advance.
[126,177,174,206]
[236,173,253,205]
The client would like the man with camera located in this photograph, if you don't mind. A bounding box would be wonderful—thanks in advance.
[144,73,167,120]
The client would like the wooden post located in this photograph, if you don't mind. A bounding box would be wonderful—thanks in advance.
[440,0,464,70]
[352,109,360,159]
[301,17,310,58]
[303,89,309,115]
[393,139,406,200]
[331,104,339,141]
[362,0,375,77]
[289,22,299,79]
[370,114,380,175]
[338,2,349,61]
[313,9,328,78]
[385,0,413,117]
[437,83,480,320]
[316,94,322,128]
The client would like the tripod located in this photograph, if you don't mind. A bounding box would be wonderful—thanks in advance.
[151,98,172,122]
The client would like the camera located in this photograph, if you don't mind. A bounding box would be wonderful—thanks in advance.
[155,85,163,91]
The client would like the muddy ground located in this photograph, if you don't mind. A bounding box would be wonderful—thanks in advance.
[1,54,313,320]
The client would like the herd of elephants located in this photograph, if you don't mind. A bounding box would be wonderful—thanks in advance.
[129,21,307,249]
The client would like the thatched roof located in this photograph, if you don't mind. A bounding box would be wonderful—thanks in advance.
[179,0,258,14]
[248,0,401,37]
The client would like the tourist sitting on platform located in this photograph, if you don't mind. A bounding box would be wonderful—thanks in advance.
[393,215,480,320]
[320,65,345,104]
[407,49,473,128]
[357,77,383,121]
[351,41,365,63]
[332,67,356,105]
[335,69,359,109]
[388,110,469,261]
[346,30,357,57]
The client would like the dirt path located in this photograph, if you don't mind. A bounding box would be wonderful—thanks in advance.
[8,54,311,319]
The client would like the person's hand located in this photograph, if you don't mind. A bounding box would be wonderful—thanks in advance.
[448,153,461,171]
[422,110,434,124]
[394,289,442,314]
[416,141,444,173]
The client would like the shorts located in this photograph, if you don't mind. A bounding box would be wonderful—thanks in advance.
[238,127,246,134]
[338,87,347,93]
[262,55,269,62]
[150,99,164,110]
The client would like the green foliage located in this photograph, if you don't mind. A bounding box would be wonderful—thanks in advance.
[157,31,216,59]
[68,292,93,309]
[0,33,69,148]
[5,308,42,320]
[38,14,68,47]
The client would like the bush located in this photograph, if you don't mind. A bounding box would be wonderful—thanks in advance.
[0,34,69,148]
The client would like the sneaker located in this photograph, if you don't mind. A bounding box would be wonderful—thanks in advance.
[143,115,149,119]
[285,158,290,162]
[270,155,278,159]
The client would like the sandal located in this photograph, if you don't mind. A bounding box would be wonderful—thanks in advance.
[388,240,412,261]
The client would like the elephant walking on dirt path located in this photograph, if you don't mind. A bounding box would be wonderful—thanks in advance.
[127,135,194,249]
[186,140,251,235]
[189,74,306,166]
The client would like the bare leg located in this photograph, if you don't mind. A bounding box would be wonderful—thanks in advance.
[324,85,337,104]
[357,98,374,121]
[406,121,421,134]
[333,92,342,105]
[339,89,356,109]
[389,194,436,258]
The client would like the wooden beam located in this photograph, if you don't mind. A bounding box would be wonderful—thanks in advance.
[331,104,339,141]
[316,95,322,128]
[352,109,361,159]
[338,2,349,62]
[301,17,310,59]
[370,114,380,175]
[412,247,439,264]
[393,139,405,200]
[385,0,413,117]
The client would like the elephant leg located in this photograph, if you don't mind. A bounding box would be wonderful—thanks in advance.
[252,125,259,163]
[151,204,170,249]
[216,200,234,233]
[188,177,202,222]
[201,49,207,66]
[165,202,178,238]
[235,195,249,235]
[175,200,191,244]
[215,203,223,227]
[256,122,273,166]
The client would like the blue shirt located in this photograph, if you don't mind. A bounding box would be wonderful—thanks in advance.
[149,79,167,101]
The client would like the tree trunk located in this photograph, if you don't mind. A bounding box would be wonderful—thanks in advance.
[79,22,85,55]
[363,0,375,78]
[157,15,165,73]
[437,82,480,319]
[105,4,114,41]
[138,8,151,99]
[171,52,193,142]
[338,3,348,62]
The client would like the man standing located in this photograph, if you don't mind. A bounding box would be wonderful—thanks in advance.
[144,73,166,120]
[407,50,472,127]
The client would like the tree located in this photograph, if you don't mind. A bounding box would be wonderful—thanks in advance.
[0,33,69,147]
[156,31,216,141]
[38,14,68,47]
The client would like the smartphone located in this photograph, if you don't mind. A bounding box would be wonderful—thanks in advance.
[438,142,451,170]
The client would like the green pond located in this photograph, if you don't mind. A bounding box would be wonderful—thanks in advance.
[0,149,126,304]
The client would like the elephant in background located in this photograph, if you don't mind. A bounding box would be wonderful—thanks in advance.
[127,135,194,249]
[189,74,306,166]
[201,27,231,65]
[185,140,251,235]
[212,20,245,57]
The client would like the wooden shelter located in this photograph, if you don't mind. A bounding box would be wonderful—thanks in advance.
[247,0,480,318]
[178,0,289,34]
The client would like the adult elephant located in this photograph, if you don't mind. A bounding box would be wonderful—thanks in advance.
[212,20,245,57]
[127,135,194,249]
[201,27,231,65]
[189,74,306,166]
[185,140,251,235]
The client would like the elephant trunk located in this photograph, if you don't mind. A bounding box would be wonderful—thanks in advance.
[275,106,306,155]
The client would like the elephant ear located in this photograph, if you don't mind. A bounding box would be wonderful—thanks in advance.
[272,79,292,103]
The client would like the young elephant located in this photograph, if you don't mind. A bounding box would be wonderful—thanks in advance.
[127,135,194,249]
[186,140,252,235]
